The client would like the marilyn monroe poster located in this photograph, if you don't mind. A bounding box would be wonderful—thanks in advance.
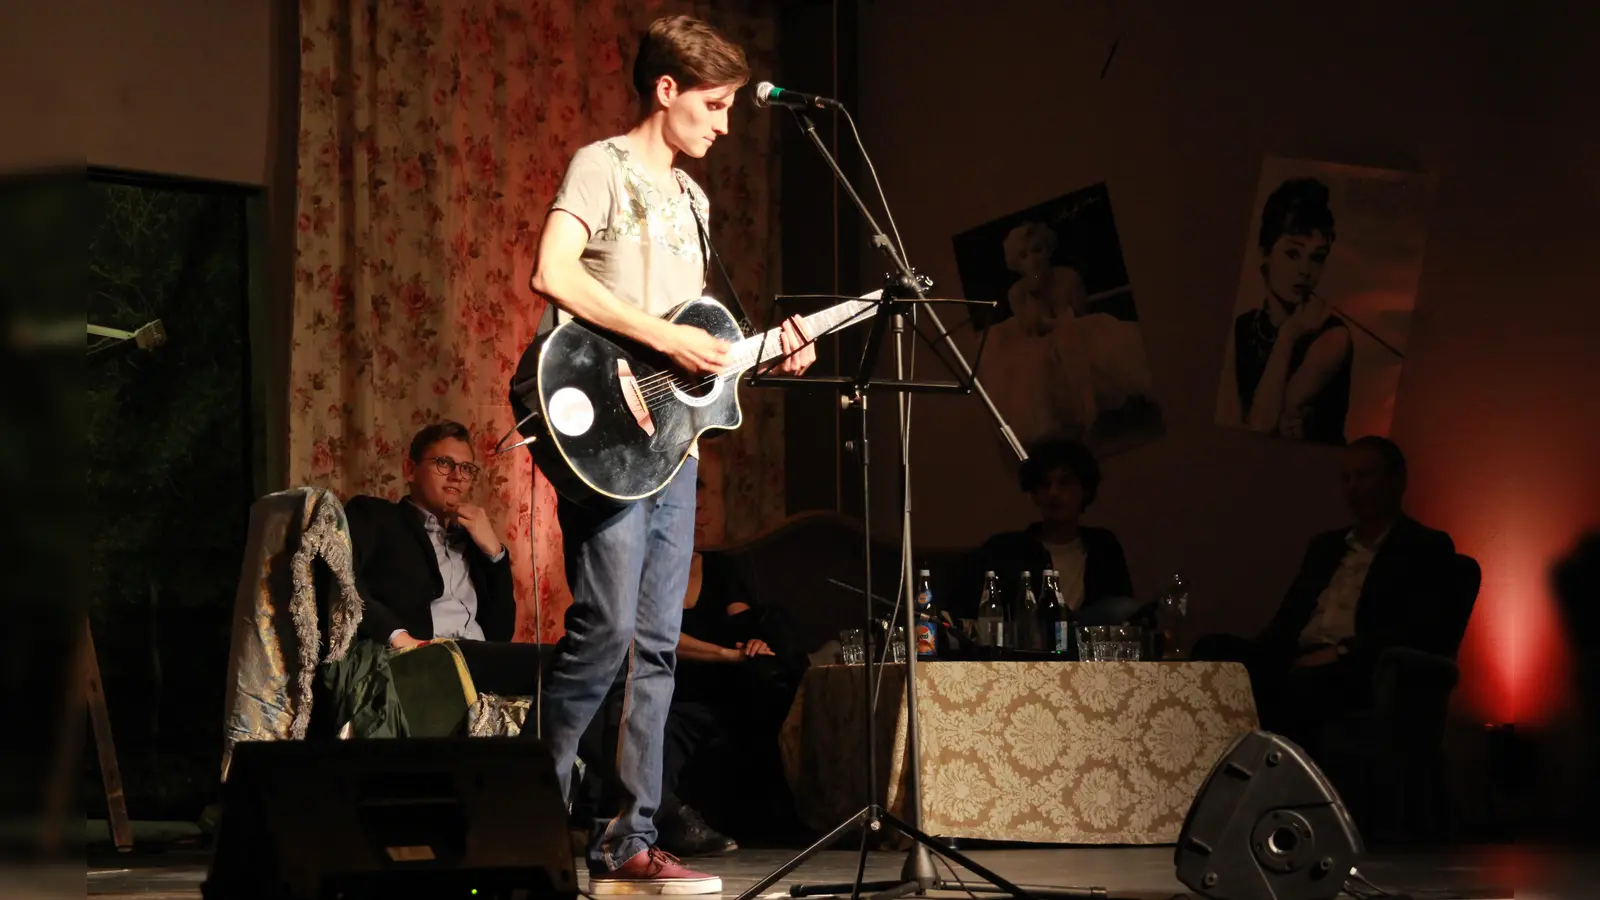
[953,182,1161,457]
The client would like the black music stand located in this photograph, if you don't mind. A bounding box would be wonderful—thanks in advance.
[738,108,1105,900]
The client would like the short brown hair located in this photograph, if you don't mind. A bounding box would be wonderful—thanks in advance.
[409,420,472,463]
[1018,439,1102,509]
[632,15,749,103]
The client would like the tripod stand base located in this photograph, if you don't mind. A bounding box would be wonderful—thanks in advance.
[791,878,1108,900]
[735,804,1102,900]
[927,883,1108,900]
[791,840,935,900]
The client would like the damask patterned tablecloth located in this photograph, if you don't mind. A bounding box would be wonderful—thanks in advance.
[779,661,1258,844]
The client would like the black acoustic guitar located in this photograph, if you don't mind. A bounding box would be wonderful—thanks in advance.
[510,295,876,506]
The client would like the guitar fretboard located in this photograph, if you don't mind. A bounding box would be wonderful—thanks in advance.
[725,297,878,376]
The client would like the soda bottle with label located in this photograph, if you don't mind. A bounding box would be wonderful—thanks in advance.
[914,569,938,660]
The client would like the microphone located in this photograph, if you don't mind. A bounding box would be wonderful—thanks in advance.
[753,81,841,110]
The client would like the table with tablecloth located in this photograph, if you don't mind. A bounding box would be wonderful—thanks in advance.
[778,661,1259,844]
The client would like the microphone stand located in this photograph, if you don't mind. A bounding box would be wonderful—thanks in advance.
[741,108,1102,900]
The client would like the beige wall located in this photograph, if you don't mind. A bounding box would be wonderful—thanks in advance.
[2,0,276,182]
[6,0,296,489]
[854,0,1599,730]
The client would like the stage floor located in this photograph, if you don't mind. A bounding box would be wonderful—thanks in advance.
[82,843,1546,899]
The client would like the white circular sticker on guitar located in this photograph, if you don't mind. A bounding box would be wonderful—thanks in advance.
[548,387,594,437]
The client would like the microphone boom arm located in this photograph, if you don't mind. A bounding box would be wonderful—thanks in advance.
[788,110,1028,462]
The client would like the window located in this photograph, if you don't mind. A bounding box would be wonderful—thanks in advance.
[88,168,259,820]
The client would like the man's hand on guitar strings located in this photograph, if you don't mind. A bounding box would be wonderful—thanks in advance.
[657,322,731,377]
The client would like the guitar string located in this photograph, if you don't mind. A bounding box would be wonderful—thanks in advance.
[633,331,806,407]
[628,299,874,395]
[636,353,763,408]
[631,305,875,406]
[618,292,881,400]
[630,356,740,403]
[636,355,785,410]
[627,332,765,396]
[629,319,803,395]
[633,307,861,407]
[642,301,871,394]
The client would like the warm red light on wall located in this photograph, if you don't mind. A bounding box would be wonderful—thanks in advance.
[1452,524,1573,726]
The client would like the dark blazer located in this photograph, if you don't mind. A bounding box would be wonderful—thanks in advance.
[344,495,516,643]
[952,524,1135,622]
[1260,515,1457,664]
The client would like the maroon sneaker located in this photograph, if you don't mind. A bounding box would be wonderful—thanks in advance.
[589,847,722,895]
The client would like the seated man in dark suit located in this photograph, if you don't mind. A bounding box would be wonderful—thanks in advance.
[345,420,539,697]
[1196,436,1456,754]
[954,439,1135,631]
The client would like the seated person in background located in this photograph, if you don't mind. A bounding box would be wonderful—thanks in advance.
[954,439,1134,629]
[676,460,809,742]
[659,549,796,857]
[345,420,540,697]
[1551,531,1600,836]
[577,467,806,857]
[1194,436,1456,755]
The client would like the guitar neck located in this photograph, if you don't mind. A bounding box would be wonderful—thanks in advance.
[726,298,878,374]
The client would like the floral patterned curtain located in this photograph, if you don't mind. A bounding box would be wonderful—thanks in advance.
[290,0,781,642]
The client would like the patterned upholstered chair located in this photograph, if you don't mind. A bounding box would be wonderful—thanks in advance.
[218,487,533,782]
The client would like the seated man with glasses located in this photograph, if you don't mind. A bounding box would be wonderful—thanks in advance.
[345,420,540,696]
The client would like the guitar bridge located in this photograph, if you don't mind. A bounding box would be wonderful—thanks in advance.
[617,360,656,436]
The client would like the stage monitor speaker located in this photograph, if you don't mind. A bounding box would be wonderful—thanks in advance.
[1175,730,1363,900]
[202,737,576,900]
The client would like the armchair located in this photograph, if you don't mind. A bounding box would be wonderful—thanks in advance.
[1319,553,1482,842]
[219,488,532,783]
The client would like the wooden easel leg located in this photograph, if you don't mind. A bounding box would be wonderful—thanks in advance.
[37,617,88,855]
[83,617,133,852]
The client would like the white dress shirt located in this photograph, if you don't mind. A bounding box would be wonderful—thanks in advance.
[1298,527,1391,649]
[389,504,506,644]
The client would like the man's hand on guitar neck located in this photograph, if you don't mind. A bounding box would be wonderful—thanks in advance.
[774,314,816,376]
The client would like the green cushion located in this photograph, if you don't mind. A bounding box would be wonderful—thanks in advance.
[387,642,475,737]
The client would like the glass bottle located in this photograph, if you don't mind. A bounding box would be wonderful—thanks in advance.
[1013,570,1043,651]
[977,570,1006,649]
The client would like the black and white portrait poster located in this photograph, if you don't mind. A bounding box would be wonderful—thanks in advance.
[1215,157,1435,445]
[953,182,1161,456]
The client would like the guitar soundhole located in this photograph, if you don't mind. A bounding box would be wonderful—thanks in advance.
[671,372,717,400]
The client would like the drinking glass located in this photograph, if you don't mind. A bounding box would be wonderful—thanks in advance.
[1112,625,1144,661]
[1077,626,1108,662]
[840,628,865,665]
[889,626,907,663]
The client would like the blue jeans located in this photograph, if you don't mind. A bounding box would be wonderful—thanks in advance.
[540,458,696,872]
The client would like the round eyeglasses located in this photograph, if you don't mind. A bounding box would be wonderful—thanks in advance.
[429,456,480,480]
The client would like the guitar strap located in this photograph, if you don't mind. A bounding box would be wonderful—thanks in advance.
[683,173,756,337]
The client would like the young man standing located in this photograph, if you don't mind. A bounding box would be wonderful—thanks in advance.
[528,15,814,894]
